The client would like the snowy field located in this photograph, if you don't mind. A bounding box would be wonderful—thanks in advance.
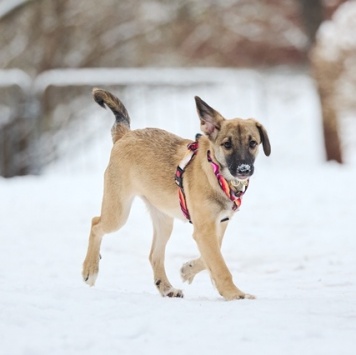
[1,69,356,355]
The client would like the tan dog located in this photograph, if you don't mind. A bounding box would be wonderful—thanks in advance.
[82,88,271,300]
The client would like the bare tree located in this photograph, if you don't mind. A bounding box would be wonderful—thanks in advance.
[298,0,346,163]
[311,51,343,163]
[0,0,311,73]
[309,0,356,164]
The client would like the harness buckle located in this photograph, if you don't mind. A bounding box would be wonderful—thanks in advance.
[175,166,184,188]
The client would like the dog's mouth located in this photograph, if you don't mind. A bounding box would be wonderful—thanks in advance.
[235,173,252,181]
[224,169,253,182]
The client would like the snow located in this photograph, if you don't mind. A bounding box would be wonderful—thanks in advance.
[1,69,356,355]
[316,1,356,61]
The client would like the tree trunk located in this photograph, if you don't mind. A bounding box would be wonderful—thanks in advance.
[311,50,343,163]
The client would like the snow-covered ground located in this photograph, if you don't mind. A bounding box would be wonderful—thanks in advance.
[1,69,355,355]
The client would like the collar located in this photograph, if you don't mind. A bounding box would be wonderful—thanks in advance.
[206,150,249,211]
[175,138,249,222]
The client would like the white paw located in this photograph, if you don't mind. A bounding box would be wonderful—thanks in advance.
[223,291,256,301]
[83,271,98,286]
[180,262,197,284]
[163,287,184,298]
[82,260,99,286]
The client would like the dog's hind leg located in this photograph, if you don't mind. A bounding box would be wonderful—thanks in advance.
[181,220,228,284]
[82,169,133,286]
[82,216,105,286]
[146,202,183,298]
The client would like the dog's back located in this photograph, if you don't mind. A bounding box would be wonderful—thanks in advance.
[108,127,192,217]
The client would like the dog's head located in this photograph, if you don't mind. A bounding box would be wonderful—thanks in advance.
[195,96,271,181]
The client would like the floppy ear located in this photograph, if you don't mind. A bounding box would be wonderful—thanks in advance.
[256,122,271,156]
[195,96,225,140]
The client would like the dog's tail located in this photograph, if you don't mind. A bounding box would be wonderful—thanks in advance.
[92,88,131,143]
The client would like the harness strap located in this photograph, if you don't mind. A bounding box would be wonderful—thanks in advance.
[174,141,198,223]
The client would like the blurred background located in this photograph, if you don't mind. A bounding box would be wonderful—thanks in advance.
[0,0,355,177]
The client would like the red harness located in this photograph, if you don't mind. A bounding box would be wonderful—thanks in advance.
[175,139,249,223]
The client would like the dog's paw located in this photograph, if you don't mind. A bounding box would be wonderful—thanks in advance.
[180,262,196,284]
[223,291,256,301]
[243,293,256,300]
[180,259,205,284]
[82,271,98,286]
[164,288,184,298]
[82,261,99,286]
[155,279,184,298]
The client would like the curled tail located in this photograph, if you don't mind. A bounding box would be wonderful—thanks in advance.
[92,88,131,143]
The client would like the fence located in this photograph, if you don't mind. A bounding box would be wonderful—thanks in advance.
[0,67,322,177]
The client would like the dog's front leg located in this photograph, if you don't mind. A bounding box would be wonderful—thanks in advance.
[181,219,228,284]
[193,222,254,300]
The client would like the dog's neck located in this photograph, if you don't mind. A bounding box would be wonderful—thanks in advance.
[175,138,249,222]
[206,150,249,206]
[197,135,247,190]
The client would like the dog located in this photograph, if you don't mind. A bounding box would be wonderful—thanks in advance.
[82,88,271,300]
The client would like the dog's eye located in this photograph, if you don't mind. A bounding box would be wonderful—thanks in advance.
[223,141,232,149]
[249,140,257,149]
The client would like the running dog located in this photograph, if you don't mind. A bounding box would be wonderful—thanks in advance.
[82,88,271,300]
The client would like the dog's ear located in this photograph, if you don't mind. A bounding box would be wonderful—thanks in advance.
[256,122,271,156]
[195,96,224,140]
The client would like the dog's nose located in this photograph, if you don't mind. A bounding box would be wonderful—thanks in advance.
[236,164,252,175]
